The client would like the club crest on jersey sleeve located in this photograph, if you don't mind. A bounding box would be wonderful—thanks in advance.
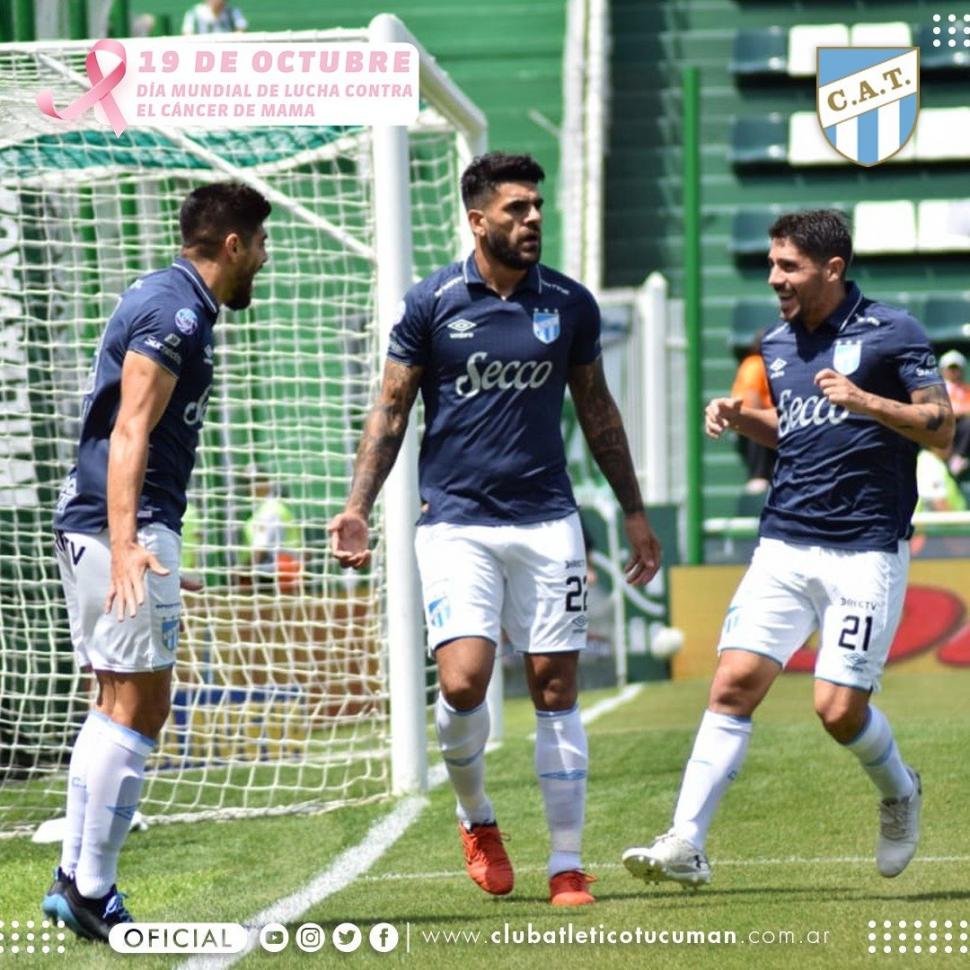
[833,338,862,376]
[175,307,198,335]
[532,309,560,344]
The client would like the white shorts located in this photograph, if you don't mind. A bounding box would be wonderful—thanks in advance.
[55,523,182,673]
[717,537,909,691]
[414,512,588,654]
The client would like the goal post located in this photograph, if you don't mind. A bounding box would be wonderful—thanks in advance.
[0,17,486,835]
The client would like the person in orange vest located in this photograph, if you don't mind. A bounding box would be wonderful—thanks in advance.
[939,349,970,479]
[730,331,776,493]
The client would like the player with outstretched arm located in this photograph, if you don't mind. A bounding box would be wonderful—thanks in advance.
[45,182,270,940]
[623,209,953,889]
[330,152,661,907]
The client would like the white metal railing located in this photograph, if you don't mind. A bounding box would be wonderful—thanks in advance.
[706,511,970,536]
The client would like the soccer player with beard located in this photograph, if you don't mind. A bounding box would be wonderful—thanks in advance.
[623,209,953,889]
[330,152,661,906]
[44,182,270,940]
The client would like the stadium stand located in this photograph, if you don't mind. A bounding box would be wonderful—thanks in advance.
[729,207,783,256]
[924,298,970,342]
[732,108,967,168]
[916,23,970,70]
[729,114,787,165]
[730,299,781,349]
[607,0,970,523]
[730,201,970,256]
[852,201,918,255]
[729,22,969,80]
[730,27,787,77]
[786,23,848,76]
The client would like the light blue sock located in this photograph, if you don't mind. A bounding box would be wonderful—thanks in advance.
[843,706,914,800]
[435,694,493,826]
[535,705,587,877]
[75,714,154,899]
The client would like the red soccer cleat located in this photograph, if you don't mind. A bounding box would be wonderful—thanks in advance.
[549,869,596,906]
[458,822,514,896]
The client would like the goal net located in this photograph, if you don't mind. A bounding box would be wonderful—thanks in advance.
[0,25,480,834]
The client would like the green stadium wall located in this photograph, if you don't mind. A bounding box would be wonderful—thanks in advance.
[606,0,966,524]
[134,0,567,264]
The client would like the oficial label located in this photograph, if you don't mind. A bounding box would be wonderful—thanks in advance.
[109,923,248,954]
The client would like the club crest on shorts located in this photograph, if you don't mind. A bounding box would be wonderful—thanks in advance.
[833,338,862,375]
[427,595,451,629]
[816,47,920,167]
[532,309,560,344]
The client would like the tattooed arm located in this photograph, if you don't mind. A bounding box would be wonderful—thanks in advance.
[815,369,954,451]
[568,357,661,585]
[328,360,423,568]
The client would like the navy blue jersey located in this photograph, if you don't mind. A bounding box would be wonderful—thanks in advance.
[388,254,602,525]
[759,282,943,552]
[54,258,219,535]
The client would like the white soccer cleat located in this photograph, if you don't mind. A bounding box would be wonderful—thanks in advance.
[877,766,921,878]
[622,830,711,889]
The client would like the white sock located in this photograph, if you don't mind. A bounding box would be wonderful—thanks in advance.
[74,713,154,899]
[672,710,752,850]
[535,704,587,877]
[59,715,102,877]
[843,706,915,800]
[435,694,493,827]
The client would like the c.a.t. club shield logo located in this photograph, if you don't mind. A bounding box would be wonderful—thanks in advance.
[833,338,862,376]
[816,47,919,167]
[532,309,561,344]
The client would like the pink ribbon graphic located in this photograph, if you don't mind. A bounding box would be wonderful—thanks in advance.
[36,38,128,136]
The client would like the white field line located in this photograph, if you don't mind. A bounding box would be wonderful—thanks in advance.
[177,686,639,970]
[358,855,970,883]
[527,682,645,740]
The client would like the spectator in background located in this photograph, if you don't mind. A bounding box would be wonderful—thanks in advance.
[939,349,970,479]
[238,467,302,592]
[182,0,247,35]
[180,501,201,574]
[912,446,967,556]
[730,331,775,493]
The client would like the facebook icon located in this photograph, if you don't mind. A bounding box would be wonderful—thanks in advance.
[368,922,400,952]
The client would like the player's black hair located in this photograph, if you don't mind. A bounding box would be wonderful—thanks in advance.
[460,152,545,210]
[769,209,853,277]
[180,181,271,258]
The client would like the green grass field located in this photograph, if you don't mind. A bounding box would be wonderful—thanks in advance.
[2,669,967,969]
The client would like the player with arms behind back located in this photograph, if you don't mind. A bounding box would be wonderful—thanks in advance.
[330,152,661,907]
[623,209,953,889]
[45,182,270,940]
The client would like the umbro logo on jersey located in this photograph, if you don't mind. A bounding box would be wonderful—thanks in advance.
[854,314,881,327]
[769,358,787,377]
[447,318,477,339]
[203,344,214,365]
